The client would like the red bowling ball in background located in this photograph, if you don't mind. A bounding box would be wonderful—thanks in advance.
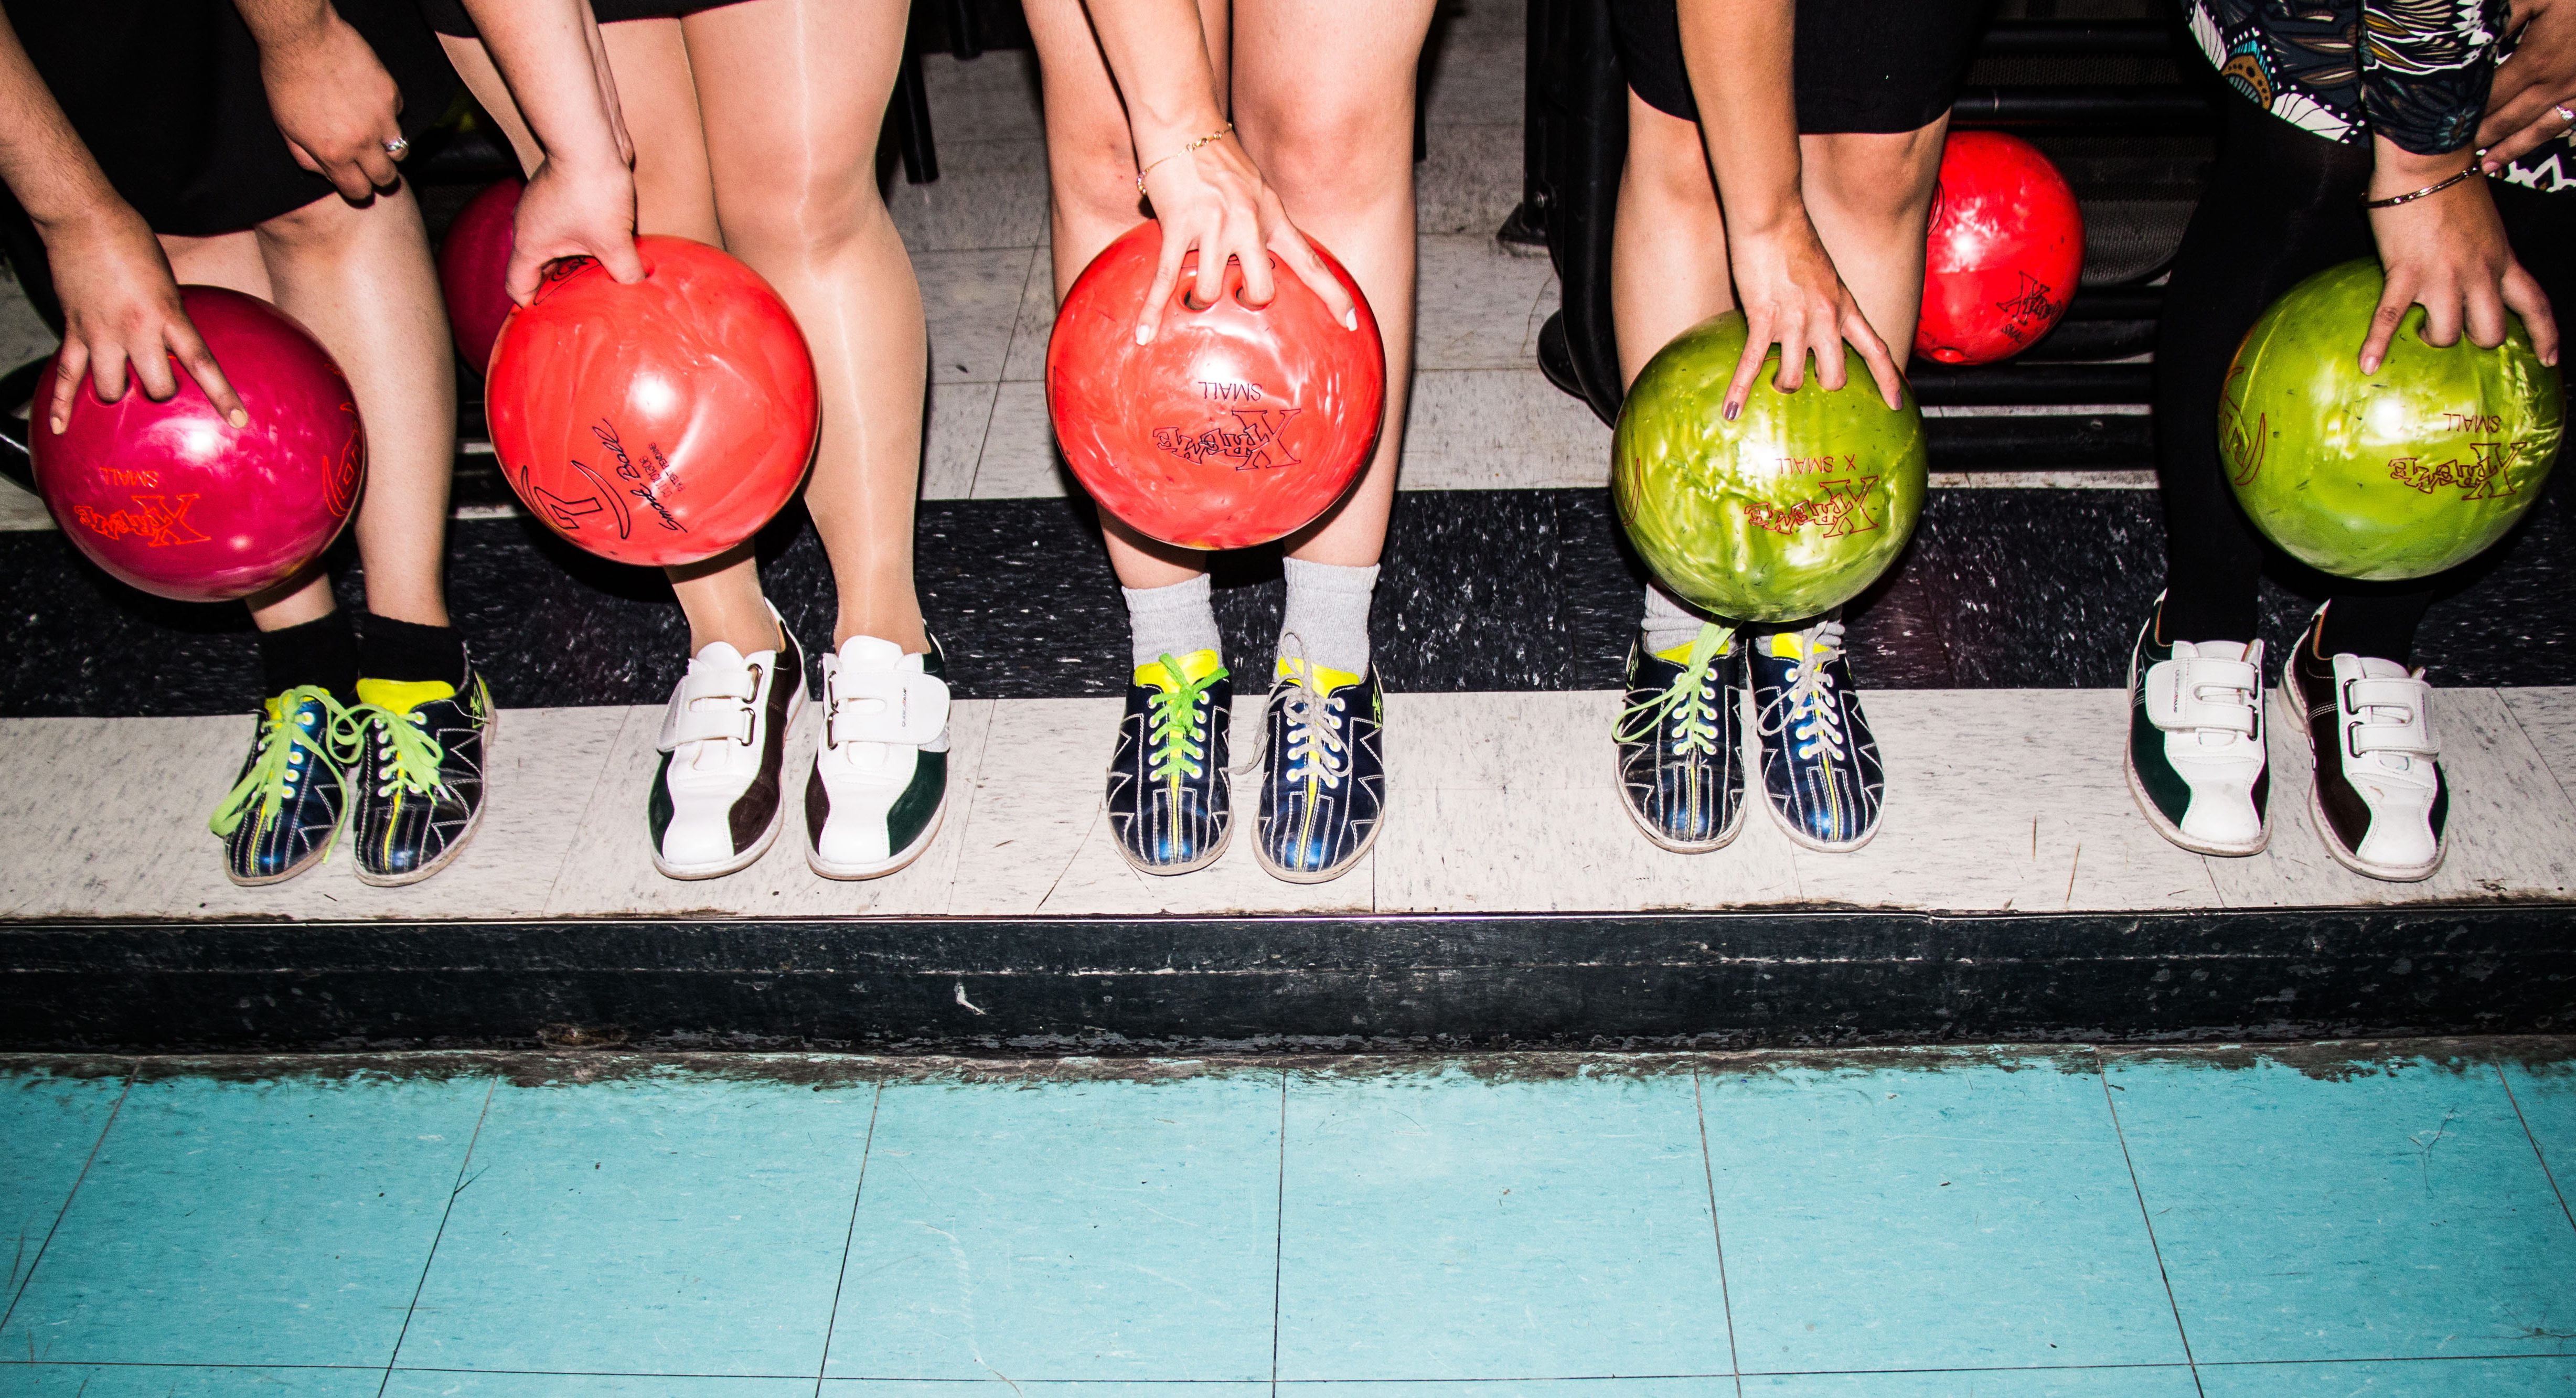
[1915,131,2086,366]
[1047,221,1384,551]
[486,235,819,568]
[34,287,364,603]
[438,177,521,375]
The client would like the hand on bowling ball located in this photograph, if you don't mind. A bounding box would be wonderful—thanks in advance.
[505,152,643,304]
[1720,216,1904,419]
[2479,0,2576,171]
[2360,137,2558,374]
[245,3,408,201]
[39,199,244,435]
[1134,130,1357,346]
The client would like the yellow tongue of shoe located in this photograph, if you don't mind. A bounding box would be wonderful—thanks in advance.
[1274,656,1361,692]
[1766,631,1810,661]
[1653,623,1737,666]
[354,677,458,713]
[1135,648,1225,691]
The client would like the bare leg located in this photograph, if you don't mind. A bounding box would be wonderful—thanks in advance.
[1797,121,1947,364]
[1232,0,1436,568]
[683,0,926,654]
[1610,91,1734,388]
[1025,0,1230,591]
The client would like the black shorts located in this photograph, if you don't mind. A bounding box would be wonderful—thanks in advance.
[1,0,457,237]
[1610,0,1996,134]
[419,0,753,37]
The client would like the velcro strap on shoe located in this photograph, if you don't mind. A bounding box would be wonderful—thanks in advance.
[829,671,950,747]
[2143,657,2258,737]
[658,675,758,751]
[2344,677,2438,757]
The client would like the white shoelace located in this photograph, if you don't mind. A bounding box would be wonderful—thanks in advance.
[1756,620,1850,763]
[1266,634,1350,790]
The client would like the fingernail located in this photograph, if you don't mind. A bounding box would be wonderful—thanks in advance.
[1724,401,1740,422]
[49,415,65,434]
[1135,324,1152,345]
[228,409,249,429]
[1342,310,1358,331]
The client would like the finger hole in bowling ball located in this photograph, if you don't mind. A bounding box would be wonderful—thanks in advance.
[1182,290,1215,312]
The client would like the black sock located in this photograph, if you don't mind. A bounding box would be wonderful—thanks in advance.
[258,612,359,705]
[359,615,469,689]
[2314,593,2432,667]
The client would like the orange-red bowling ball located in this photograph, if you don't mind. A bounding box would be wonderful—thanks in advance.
[1915,131,2086,366]
[486,235,818,567]
[437,177,521,375]
[34,286,364,603]
[1046,221,1384,551]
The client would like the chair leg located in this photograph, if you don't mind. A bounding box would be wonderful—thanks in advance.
[890,42,939,184]
[945,0,982,59]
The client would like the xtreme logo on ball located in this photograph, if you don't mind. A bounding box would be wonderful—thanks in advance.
[1152,379,1304,472]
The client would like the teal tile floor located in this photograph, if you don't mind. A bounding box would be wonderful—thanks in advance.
[3,1044,2571,1398]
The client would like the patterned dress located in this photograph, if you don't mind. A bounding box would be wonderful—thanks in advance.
[2185,0,2575,193]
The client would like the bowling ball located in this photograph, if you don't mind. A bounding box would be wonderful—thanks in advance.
[487,234,819,568]
[2222,259,2563,582]
[1046,221,1384,550]
[1916,132,2085,366]
[1613,312,1928,623]
[437,177,521,375]
[34,286,364,603]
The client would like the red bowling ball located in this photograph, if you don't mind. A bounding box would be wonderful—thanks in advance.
[1915,131,2086,366]
[34,286,364,603]
[438,177,521,375]
[486,235,819,568]
[1047,221,1384,551]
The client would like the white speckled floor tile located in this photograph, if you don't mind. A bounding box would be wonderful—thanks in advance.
[1414,233,1557,372]
[0,717,136,916]
[999,240,1060,383]
[1418,124,1527,237]
[1382,689,1612,792]
[1421,0,1526,128]
[969,380,1072,499]
[2499,686,2576,808]
[917,246,1041,385]
[920,49,1044,145]
[1372,780,1805,914]
[920,378,998,501]
[939,696,1124,915]
[885,138,1051,253]
[0,476,51,532]
[1397,368,1611,490]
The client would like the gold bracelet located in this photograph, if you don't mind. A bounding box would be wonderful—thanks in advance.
[2360,162,2484,209]
[1135,122,1234,194]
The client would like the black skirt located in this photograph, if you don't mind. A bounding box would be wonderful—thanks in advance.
[1610,0,1998,135]
[417,0,755,37]
[3,0,459,237]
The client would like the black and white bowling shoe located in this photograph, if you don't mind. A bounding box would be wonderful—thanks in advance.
[2280,608,2446,882]
[1614,623,1745,853]
[1746,615,1884,852]
[805,634,953,880]
[209,685,351,886]
[649,607,805,880]
[2124,599,2268,857]
[344,658,495,886]
[1106,648,1233,874]
[1253,654,1385,884]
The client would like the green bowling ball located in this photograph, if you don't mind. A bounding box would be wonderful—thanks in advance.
[1613,312,1928,623]
[2222,259,2562,582]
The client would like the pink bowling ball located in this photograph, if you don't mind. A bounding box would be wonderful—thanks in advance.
[438,177,522,375]
[34,286,365,603]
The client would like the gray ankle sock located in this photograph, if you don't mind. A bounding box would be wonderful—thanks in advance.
[1642,582,1710,657]
[1123,574,1221,670]
[1278,558,1379,677]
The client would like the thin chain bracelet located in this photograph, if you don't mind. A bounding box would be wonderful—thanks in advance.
[1135,122,1234,195]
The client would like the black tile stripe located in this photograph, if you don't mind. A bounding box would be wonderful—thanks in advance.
[3,477,2571,718]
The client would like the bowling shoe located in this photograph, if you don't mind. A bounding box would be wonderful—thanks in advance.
[2279,610,2446,882]
[649,610,806,880]
[805,634,953,880]
[1253,658,1385,884]
[2125,599,2269,857]
[344,658,495,887]
[209,685,352,886]
[1615,623,1746,853]
[1746,615,1884,852]
[1106,649,1234,874]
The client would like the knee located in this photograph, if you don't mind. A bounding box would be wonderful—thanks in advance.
[1235,94,1412,219]
[255,189,373,250]
[1047,117,1147,230]
[1803,128,1945,228]
[1622,108,1717,214]
[715,161,890,261]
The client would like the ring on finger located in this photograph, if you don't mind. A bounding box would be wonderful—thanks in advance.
[383,136,410,157]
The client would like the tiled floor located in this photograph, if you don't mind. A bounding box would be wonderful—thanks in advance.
[3,1044,2571,1395]
[3,686,2570,921]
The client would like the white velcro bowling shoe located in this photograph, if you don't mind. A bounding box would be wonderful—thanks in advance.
[2281,626,2446,883]
[649,607,805,880]
[805,634,952,880]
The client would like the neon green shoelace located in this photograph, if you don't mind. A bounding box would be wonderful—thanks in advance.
[208,686,351,837]
[335,702,452,801]
[1147,653,1227,786]
[1618,623,1733,759]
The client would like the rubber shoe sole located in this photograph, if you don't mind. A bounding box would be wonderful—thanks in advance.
[1112,802,1233,877]
[223,821,340,888]
[2272,681,2443,883]
[1254,802,1382,885]
[807,791,947,881]
[1612,736,1746,856]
